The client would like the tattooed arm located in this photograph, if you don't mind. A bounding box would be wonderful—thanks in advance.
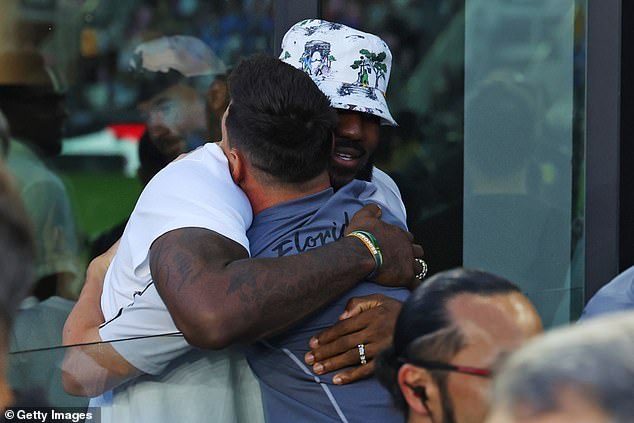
[151,204,420,349]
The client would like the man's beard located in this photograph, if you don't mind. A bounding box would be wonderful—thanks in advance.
[330,153,375,190]
[354,153,375,182]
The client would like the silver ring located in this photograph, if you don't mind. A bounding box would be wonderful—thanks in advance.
[415,258,428,280]
[357,343,367,365]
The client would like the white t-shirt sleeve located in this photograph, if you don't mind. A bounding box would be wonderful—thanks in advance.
[368,166,407,226]
[98,143,253,373]
[99,283,191,375]
[127,143,253,277]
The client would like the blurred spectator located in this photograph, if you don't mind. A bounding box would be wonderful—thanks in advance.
[579,265,634,320]
[0,161,38,411]
[130,35,228,161]
[91,36,228,258]
[0,51,80,301]
[487,311,634,423]
[0,81,87,408]
[376,268,542,423]
[8,295,89,408]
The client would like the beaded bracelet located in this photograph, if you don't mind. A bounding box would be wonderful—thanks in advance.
[346,230,383,279]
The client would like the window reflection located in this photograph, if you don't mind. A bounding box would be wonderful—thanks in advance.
[3,0,274,408]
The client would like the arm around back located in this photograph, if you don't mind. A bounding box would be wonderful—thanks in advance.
[152,204,420,349]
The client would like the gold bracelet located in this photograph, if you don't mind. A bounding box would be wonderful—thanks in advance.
[346,231,382,278]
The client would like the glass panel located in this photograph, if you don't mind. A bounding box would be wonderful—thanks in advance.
[2,0,274,408]
[323,0,587,328]
[9,334,261,416]
[463,0,586,327]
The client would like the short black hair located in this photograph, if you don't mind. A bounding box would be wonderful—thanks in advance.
[226,54,336,184]
[376,268,521,412]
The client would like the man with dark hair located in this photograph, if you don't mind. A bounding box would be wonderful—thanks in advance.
[278,19,412,383]
[64,55,419,422]
[225,55,410,423]
[376,268,542,423]
[487,311,634,423]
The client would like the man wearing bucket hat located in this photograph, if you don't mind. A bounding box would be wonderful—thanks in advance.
[130,35,229,161]
[279,19,411,386]
[280,20,401,198]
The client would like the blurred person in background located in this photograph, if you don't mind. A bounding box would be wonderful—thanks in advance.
[487,311,634,423]
[0,160,38,412]
[89,35,227,258]
[0,50,80,301]
[130,35,228,161]
[580,265,634,320]
[376,268,542,423]
[0,80,87,408]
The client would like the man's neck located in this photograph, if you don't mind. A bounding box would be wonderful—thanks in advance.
[245,172,331,215]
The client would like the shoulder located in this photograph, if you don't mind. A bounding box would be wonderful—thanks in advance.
[581,266,634,319]
[371,167,400,192]
[6,142,65,193]
[154,143,233,183]
[141,143,250,214]
[369,166,408,226]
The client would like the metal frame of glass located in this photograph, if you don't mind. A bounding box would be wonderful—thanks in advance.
[585,0,620,301]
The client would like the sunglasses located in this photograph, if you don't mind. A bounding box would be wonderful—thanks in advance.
[398,357,492,378]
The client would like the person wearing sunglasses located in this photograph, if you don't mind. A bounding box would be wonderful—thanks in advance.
[376,268,542,423]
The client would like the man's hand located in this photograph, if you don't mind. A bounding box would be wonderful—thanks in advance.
[346,204,424,287]
[304,294,402,384]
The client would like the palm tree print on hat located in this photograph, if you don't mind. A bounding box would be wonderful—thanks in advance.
[351,49,388,89]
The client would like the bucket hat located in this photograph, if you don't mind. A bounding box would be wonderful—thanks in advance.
[280,19,396,126]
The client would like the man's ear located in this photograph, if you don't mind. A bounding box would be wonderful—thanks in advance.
[398,364,439,418]
[225,147,244,184]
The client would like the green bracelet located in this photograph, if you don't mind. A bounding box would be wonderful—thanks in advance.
[346,230,383,278]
